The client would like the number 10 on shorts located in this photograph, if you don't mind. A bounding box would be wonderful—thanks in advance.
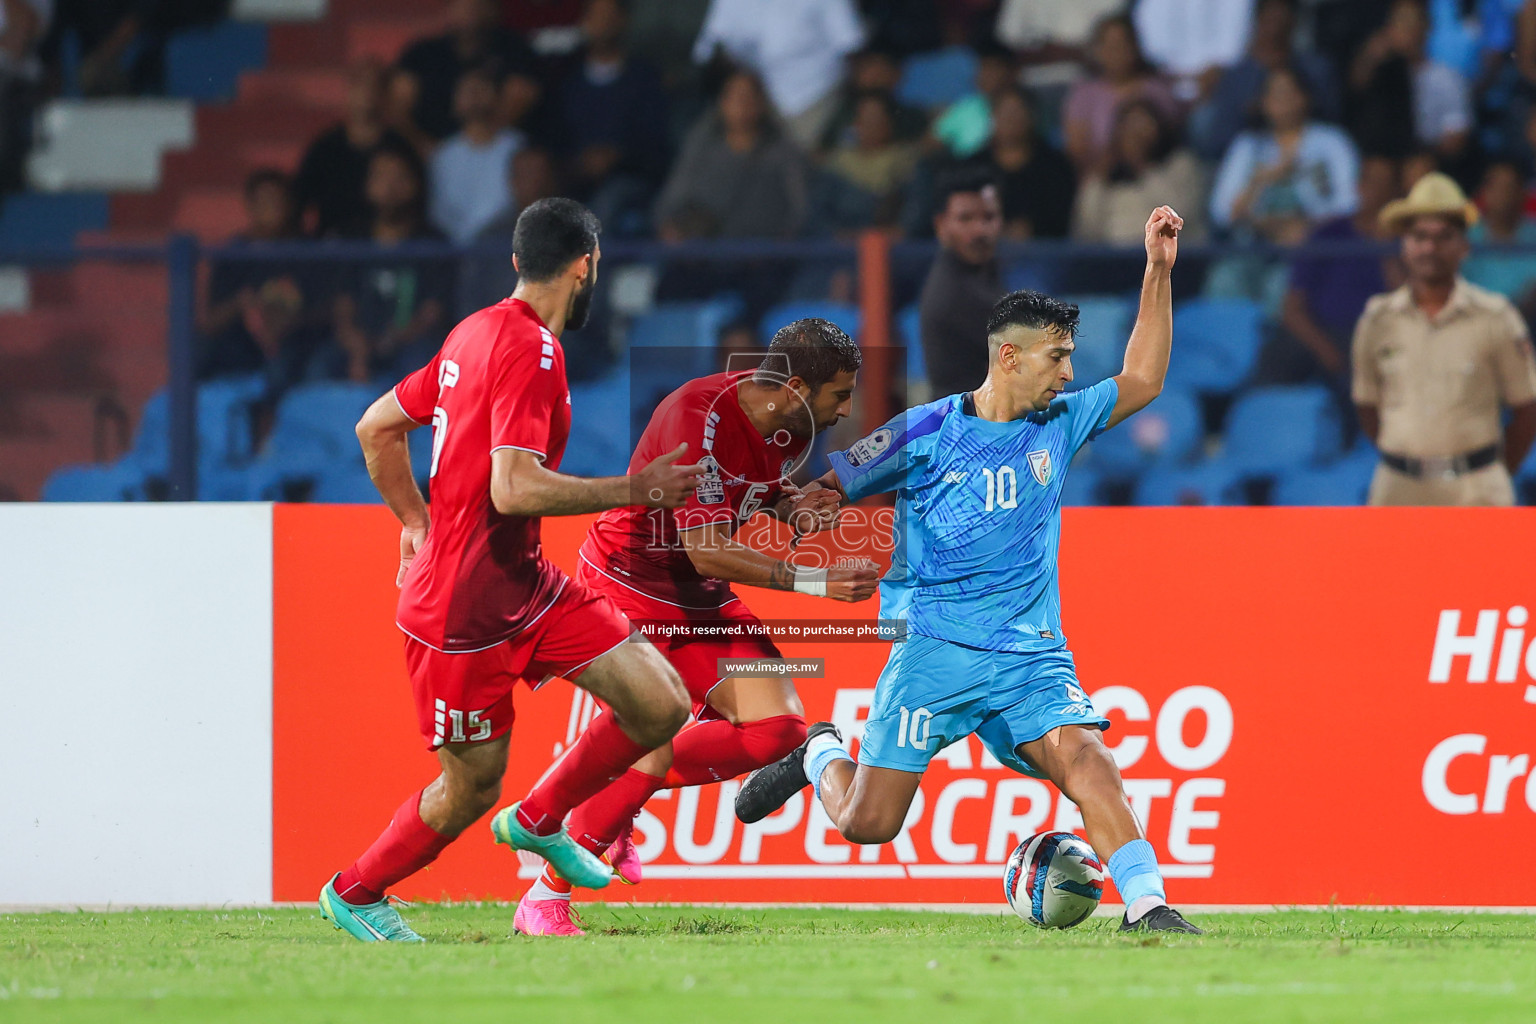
[896,705,933,750]
[434,698,492,745]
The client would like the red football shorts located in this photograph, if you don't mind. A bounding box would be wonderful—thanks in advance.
[575,561,780,719]
[403,574,632,750]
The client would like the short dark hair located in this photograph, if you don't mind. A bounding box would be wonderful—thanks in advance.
[931,165,999,218]
[759,318,862,391]
[244,167,289,200]
[986,290,1080,342]
[512,198,601,281]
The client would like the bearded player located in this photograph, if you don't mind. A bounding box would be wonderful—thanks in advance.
[319,198,704,943]
[512,319,881,935]
[736,207,1204,934]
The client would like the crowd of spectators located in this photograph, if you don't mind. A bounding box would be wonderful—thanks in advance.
[146,0,1536,413]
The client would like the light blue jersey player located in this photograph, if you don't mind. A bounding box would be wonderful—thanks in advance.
[736,206,1203,934]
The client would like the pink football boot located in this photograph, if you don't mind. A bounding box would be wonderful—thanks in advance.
[604,820,642,886]
[513,893,585,936]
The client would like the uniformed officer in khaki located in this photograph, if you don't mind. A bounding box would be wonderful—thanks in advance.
[1352,172,1536,505]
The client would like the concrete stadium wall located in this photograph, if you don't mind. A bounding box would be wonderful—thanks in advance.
[0,505,272,904]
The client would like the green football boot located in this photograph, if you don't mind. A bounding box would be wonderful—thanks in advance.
[490,801,614,890]
[318,875,425,942]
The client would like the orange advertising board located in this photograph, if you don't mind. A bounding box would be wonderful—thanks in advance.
[273,505,1536,905]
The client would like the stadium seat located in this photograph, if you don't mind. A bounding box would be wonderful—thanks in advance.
[310,460,383,504]
[896,46,979,109]
[0,193,110,246]
[1059,465,1102,506]
[1133,460,1244,506]
[1003,262,1056,295]
[758,301,861,342]
[1059,294,1133,385]
[118,377,266,497]
[165,21,269,101]
[409,427,434,487]
[1087,388,1202,475]
[41,462,148,502]
[243,382,377,498]
[896,304,927,383]
[628,297,744,351]
[566,368,636,478]
[1221,385,1343,475]
[1272,455,1375,506]
[628,297,743,384]
[1163,298,1266,395]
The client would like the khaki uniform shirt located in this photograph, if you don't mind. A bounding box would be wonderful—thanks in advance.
[1353,278,1536,455]
[1352,279,1536,505]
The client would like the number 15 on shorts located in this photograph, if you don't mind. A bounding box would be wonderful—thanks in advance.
[434,698,492,745]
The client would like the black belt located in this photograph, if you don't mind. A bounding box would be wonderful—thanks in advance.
[1380,444,1500,479]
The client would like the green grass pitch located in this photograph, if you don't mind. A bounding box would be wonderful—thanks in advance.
[3,906,1534,1023]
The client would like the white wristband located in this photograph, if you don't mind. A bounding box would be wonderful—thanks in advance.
[791,566,828,597]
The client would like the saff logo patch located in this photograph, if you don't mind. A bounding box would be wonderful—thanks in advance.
[1027,449,1052,486]
[844,427,893,467]
[696,456,725,504]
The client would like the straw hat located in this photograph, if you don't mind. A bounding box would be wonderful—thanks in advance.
[1379,172,1479,233]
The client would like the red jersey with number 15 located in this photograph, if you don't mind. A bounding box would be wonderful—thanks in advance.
[392,298,572,653]
[580,371,806,610]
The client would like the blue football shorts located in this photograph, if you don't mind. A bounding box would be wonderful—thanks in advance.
[858,632,1110,778]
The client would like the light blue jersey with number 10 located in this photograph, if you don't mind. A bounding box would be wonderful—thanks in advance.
[827,378,1119,654]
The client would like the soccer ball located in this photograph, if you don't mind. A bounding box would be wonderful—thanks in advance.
[1003,831,1105,929]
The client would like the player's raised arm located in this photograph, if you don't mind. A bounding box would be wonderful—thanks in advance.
[677,521,878,602]
[1107,205,1182,428]
[491,443,703,517]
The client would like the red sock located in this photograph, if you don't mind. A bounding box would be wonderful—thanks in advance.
[334,791,453,904]
[540,767,666,894]
[662,715,807,788]
[515,709,650,835]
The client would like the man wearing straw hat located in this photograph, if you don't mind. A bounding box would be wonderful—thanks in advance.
[1352,172,1536,505]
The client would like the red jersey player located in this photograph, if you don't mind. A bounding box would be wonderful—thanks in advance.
[319,198,701,943]
[513,319,881,935]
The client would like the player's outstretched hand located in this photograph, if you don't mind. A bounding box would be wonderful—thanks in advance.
[634,442,705,508]
[826,564,880,603]
[1144,205,1183,269]
[397,522,428,588]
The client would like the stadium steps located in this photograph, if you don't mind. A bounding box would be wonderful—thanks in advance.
[0,394,113,501]
[0,262,166,498]
[235,67,349,110]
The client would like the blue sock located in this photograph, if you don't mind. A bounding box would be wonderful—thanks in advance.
[804,736,853,801]
[1108,839,1166,906]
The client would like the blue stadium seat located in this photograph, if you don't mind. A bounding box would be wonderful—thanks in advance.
[896,304,927,383]
[0,193,110,246]
[566,368,636,478]
[896,46,978,109]
[409,428,434,487]
[165,21,267,101]
[310,460,383,504]
[42,462,147,502]
[1133,460,1244,506]
[628,297,743,385]
[117,377,265,497]
[1087,388,1202,475]
[1003,262,1056,295]
[1164,298,1266,394]
[1272,455,1375,506]
[243,383,377,499]
[758,301,861,342]
[628,298,744,350]
[1222,385,1343,475]
[1059,464,1102,506]
[1060,295,1134,385]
